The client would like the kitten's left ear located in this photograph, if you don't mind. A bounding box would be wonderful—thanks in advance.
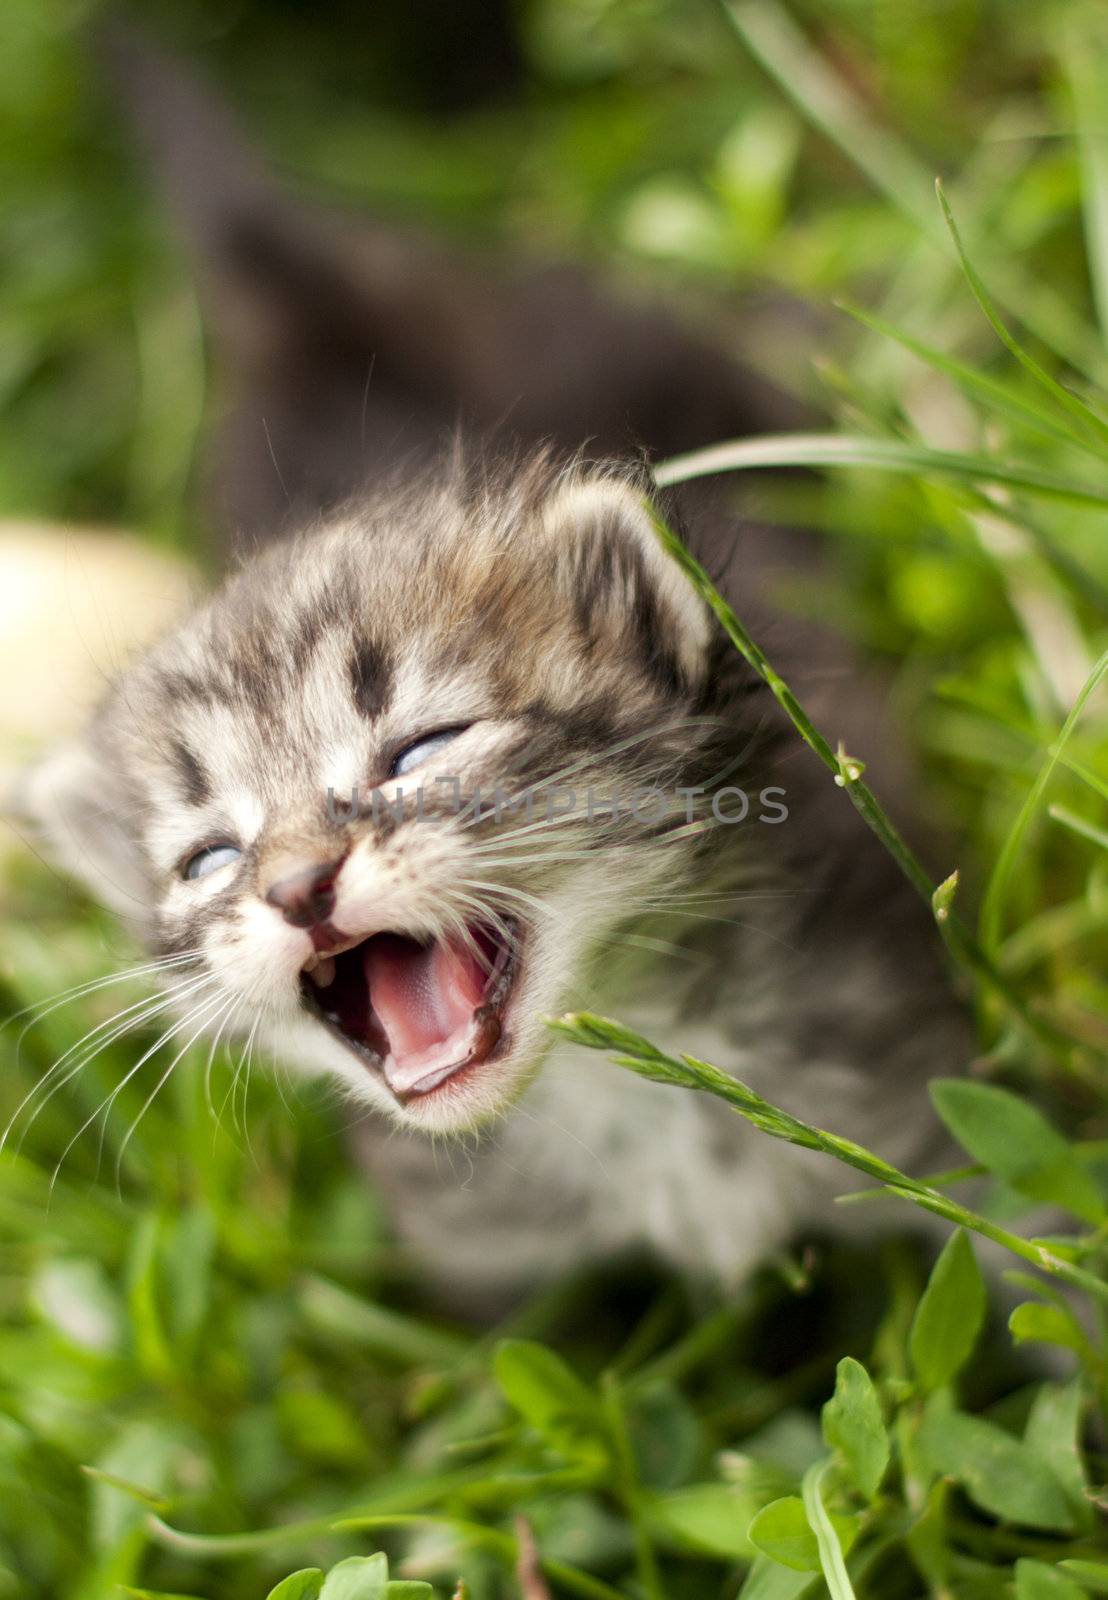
[540,476,712,688]
[10,735,153,923]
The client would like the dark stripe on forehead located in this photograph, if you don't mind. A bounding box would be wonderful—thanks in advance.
[155,669,237,710]
[290,585,348,674]
[230,641,284,711]
[349,637,392,719]
[170,738,212,806]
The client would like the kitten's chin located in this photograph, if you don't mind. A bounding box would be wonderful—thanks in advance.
[296,918,531,1129]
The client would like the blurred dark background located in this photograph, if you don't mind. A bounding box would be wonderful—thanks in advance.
[2,0,1090,544]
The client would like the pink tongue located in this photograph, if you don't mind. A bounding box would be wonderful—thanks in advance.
[363,934,490,1095]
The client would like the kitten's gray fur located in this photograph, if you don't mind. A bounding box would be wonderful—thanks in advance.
[20,33,968,1304]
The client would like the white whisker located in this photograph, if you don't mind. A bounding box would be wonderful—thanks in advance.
[3,972,213,1152]
[4,951,200,1048]
[46,981,221,1191]
[113,993,239,1187]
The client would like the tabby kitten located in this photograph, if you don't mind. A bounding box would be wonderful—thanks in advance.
[18,34,966,1301]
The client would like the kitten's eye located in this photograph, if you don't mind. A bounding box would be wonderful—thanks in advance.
[182,842,242,881]
[388,725,470,779]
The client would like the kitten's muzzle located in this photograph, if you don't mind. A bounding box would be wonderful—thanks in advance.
[265,854,346,931]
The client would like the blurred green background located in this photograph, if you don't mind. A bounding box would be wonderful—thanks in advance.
[2,2,1108,1597]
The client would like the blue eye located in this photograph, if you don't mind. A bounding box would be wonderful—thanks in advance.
[388,725,470,780]
[183,842,242,881]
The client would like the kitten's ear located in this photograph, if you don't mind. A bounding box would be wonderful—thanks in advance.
[541,477,713,686]
[11,735,152,922]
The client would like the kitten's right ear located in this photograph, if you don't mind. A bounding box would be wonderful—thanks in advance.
[11,734,152,923]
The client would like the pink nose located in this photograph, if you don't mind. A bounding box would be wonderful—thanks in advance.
[264,857,344,929]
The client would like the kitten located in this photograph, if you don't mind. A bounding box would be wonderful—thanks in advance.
[18,36,967,1303]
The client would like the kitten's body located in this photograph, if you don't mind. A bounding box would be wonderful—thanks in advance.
[21,36,967,1303]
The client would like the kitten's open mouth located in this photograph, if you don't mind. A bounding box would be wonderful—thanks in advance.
[299,923,518,1102]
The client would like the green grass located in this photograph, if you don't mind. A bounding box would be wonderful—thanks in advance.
[3,1,1108,1597]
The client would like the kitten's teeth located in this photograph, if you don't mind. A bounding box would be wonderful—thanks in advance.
[311,956,336,988]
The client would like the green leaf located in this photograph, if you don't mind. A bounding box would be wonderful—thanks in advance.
[930,1081,1104,1225]
[162,1207,216,1352]
[645,1483,759,1559]
[1060,1561,1108,1594]
[32,1257,123,1354]
[820,1357,888,1500]
[1025,1381,1093,1532]
[1009,1302,1092,1360]
[905,1479,949,1595]
[297,1276,470,1367]
[626,1382,703,1488]
[265,1573,325,1600]
[121,1591,207,1600]
[1016,1559,1086,1600]
[736,1558,817,1600]
[90,1421,188,1552]
[909,1230,986,1389]
[385,1586,435,1599]
[493,1340,598,1436]
[747,1495,859,1574]
[319,1555,390,1600]
[918,1407,1075,1531]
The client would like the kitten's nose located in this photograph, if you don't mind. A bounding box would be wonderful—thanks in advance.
[265,857,344,929]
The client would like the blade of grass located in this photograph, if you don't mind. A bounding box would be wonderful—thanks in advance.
[957,495,1108,623]
[722,0,936,235]
[979,649,1108,952]
[1065,22,1108,344]
[549,1011,1108,1306]
[936,180,1108,451]
[600,1373,664,1600]
[837,298,1101,458]
[933,681,1108,802]
[801,1462,858,1600]
[296,1273,472,1366]
[653,431,1108,509]
[1049,803,1108,853]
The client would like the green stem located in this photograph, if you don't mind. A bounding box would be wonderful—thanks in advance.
[600,1372,666,1600]
[802,1461,858,1600]
[550,1012,1108,1307]
[643,501,1095,1070]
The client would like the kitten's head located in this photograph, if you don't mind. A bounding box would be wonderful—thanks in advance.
[22,459,750,1133]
